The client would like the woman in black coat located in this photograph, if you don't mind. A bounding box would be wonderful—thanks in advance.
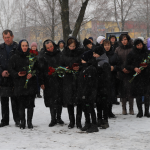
[61,37,84,129]
[104,40,120,118]
[76,50,98,133]
[125,38,150,118]
[9,40,37,129]
[38,39,64,127]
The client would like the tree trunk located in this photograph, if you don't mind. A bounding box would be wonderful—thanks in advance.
[147,0,149,37]
[51,0,55,41]
[72,0,89,38]
[59,0,71,43]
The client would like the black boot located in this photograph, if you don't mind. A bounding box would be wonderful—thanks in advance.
[19,108,26,129]
[76,115,82,129]
[81,123,91,131]
[136,97,143,118]
[57,106,64,124]
[27,108,34,129]
[86,123,99,133]
[108,104,116,118]
[97,119,103,127]
[49,106,57,127]
[101,119,109,129]
[144,97,150,118]
[67,105,75,129]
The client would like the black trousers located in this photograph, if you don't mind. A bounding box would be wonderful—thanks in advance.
[96,98,108,120]
[83,103,97,124]
[67,104,82,124]
[1,96,20,124]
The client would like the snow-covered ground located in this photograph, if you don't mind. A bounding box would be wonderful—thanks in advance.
[0,98,150,150]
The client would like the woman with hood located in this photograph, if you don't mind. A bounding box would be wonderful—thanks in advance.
[115,34,134,115]
[125,38,150,118]
[8,40,37,129]
[104,39,120,118]
[109,35,119,52]
[61,37,84,129]
[58,40,65,52]
[38,39,64,127]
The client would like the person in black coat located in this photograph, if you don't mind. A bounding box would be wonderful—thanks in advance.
[93,46,111,129]
[9,40,37,129]
[83,38,93,52]
[104,40,120,118]
[31,42,42,98]
[76,50,98,133]
[61,37,84,129]
[0,30,20,127]
[109,35,119,52]
[125,38,150,118]
[38,39,64,127]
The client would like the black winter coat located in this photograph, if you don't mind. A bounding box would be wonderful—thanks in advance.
[95,53,111,103]
[76,64,97,105]
[8,50,37,96]
[0,42,18,97]
[38,40,63,107]
[125,42,150,96]
[61,37,84,105]
[105,49,120,102]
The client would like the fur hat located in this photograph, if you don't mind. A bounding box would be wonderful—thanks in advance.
[81,50,93,62]
[83,38,92,47]
[93,46,105,56]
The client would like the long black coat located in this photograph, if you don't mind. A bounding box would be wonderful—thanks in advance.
[95,54,111,103]
[38,40,62,107]
[105,49,120,102]
[125,41,150,96]
[61,37,84,105]
[8,50,37,96]
[0,42,18,97]
[76,64,97,105]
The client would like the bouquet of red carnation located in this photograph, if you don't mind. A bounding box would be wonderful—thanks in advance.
[29,50,38,56]
[48,67,55,75]
[23,49,38,88]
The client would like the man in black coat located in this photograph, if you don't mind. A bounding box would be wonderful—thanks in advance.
[109,35,119,52]
[0,30,20,127]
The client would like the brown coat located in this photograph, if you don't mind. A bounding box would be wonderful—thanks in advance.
[115,40,133,98]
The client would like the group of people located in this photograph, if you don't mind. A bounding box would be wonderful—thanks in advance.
[0,29,150,133]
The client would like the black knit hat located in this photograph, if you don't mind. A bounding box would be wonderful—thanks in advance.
[81,50,93,62]
[93,46,105,56]
[83,38,92,47]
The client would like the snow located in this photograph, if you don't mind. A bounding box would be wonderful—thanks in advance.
[0,98,150,150]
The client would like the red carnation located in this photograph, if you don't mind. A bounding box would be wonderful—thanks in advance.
[140,63,148,67]
[29,50,33,54]
[32,50,38,55]
[48,72,53,75]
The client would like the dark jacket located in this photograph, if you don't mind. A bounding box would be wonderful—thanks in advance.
[61,37,84,105]
[105,48,120,101]
[115,36,133,98]
[76,64,97,105]
[0,42,18,97]
[8,49,37,96]
[95,53,111,102]
[125,39,150,96]
[38,40,62,107]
